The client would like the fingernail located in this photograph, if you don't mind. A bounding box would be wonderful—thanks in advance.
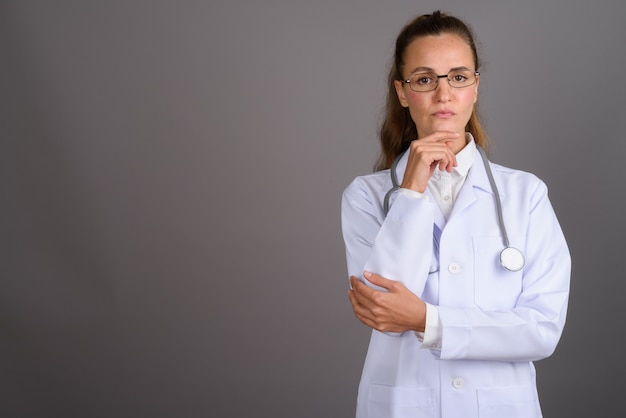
[364,271,372,278]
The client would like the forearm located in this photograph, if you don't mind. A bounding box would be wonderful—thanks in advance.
[343,182,436,296]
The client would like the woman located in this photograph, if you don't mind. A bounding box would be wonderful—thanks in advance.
[341,11,570,418]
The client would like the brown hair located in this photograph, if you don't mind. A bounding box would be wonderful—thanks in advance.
[374,11,488,171]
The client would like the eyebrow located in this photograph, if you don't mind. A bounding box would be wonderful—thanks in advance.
[407,66,473,76]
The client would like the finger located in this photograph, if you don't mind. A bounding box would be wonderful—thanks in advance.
[350,276,378,305]
[420,149,454,173]
[411,140,457,160]
[403,146,455,189]
[416,131,460,144]
[430,146,456,171]
[348,287,360,310]
[348,287,377,326]
[445,141,459,168]
[348,276,370,301]
[415,133,461,165]
[349,275,357,290]
[349,275,368,293]
[439,155,456,172]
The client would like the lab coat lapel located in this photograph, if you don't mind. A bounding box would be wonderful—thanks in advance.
[448,149,495,220]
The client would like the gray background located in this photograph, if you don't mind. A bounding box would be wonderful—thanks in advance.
[1,0,625,417]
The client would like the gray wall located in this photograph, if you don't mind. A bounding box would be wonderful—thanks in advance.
[1,1,624,417]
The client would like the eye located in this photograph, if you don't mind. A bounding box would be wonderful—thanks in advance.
[448,70,475,86]
[451,73,469,82]
[411,73,435,85]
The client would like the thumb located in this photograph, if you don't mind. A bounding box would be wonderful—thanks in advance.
[363,271,395,290]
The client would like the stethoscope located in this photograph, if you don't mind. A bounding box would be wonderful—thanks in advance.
[383,145,525,272]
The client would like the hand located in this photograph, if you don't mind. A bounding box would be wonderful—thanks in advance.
[400,131,460,193]
[348,271,427,333]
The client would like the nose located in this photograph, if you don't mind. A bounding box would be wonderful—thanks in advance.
[434,77,452,101]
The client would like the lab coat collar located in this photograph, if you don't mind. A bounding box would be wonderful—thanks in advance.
[467,146,503,197]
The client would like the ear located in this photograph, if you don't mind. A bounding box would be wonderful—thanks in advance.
[472,75,480,104]
[394,80,410,108]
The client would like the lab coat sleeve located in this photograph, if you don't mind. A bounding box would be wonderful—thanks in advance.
[435,179,571,362]
[341,177,435,301]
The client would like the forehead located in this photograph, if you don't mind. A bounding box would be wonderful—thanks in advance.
[402,33,474,75]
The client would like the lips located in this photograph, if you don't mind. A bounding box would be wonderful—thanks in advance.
[433,109,456,118]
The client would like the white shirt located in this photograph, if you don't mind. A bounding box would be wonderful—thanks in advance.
[397,134,476,348]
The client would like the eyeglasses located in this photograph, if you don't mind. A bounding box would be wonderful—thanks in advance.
[401,69,480,92]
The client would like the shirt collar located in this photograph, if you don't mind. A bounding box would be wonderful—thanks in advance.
[454,133,476,176]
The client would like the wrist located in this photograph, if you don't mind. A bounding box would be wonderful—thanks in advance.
[414,299,427,332]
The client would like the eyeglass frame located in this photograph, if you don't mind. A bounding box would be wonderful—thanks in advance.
[400,69,480,92]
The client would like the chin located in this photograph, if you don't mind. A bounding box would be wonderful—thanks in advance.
[440,121,463,131]
[420,123,463,136]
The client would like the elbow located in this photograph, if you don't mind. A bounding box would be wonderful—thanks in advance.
[530,318,567,361]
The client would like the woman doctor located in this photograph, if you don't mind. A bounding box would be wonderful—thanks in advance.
[341,11,570,418]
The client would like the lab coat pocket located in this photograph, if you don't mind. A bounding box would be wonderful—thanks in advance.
[477,384,540,418]
[367,384,435,418]
[473,236,523,310]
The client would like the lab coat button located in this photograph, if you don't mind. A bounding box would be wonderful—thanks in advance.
[448,262,461,274]
[452,377,465,389]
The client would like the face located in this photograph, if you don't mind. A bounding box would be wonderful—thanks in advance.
[394,33,479,148]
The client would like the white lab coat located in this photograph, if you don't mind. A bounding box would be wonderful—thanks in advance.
[341,149,570,418]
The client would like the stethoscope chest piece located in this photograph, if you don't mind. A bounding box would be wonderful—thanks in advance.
[500,246,525,272]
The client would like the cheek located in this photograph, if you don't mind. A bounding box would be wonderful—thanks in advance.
[458,89,478,110]
[405,92,430,112]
